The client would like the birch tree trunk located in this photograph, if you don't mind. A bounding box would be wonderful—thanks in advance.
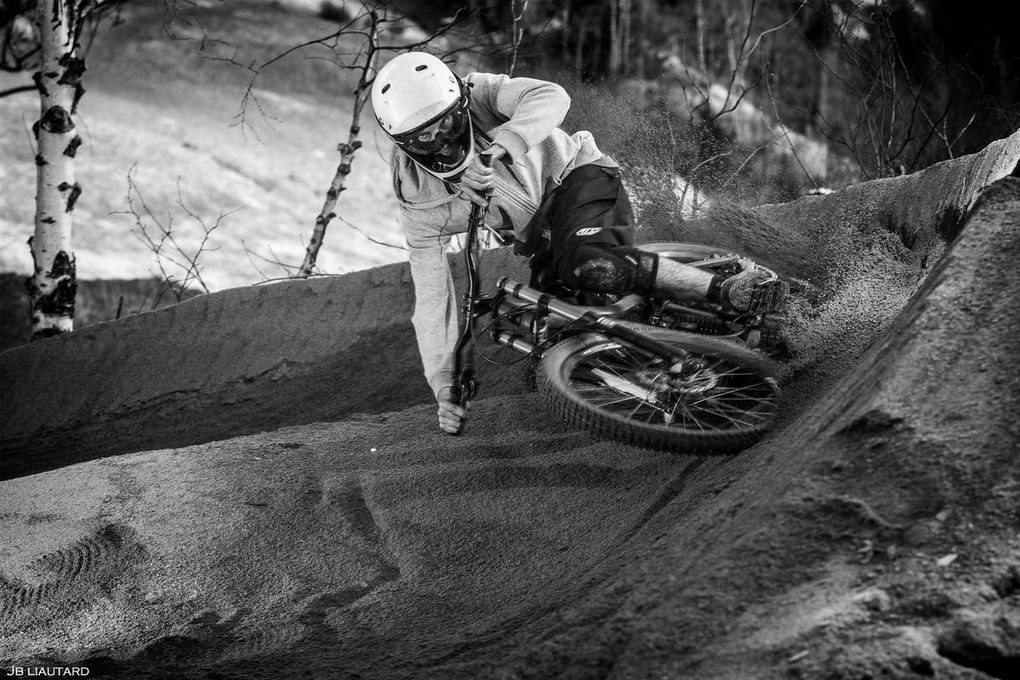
[298,13,378,277]
[608,0,619,76]
[620,0,631,76]
[813,43,836,136]
[29,0,83,340]
[695,0,707,76]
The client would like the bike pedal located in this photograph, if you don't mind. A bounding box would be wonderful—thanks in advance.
[749,279,789,314]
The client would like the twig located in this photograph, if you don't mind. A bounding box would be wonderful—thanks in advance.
[508,0,529,76]
[337,215,406,251]
[119,167,234,303]
[242,239,310,281]
[0,83,36,98]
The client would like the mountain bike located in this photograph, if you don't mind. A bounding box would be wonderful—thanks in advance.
[451,165,788,454]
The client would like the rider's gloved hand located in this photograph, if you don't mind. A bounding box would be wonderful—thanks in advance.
[459,144,507,206]
[436,386,469,434]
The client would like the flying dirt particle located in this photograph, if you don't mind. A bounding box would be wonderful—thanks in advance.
[937,553,959,567]
[190,610,222,625]
[853,587,893,612]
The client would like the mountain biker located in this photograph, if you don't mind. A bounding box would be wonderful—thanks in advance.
[371,52,771,434]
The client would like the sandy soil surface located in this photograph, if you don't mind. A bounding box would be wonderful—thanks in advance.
[2,117,1019,680]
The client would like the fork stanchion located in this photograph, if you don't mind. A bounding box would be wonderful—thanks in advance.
[450,152,495,408]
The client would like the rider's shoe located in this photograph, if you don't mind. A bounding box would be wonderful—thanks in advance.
[714,266,775,313]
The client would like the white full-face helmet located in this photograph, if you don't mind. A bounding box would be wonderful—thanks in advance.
[371,52,474,180]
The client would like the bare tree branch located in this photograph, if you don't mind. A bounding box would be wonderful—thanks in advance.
[120,167,239,303]
[0,82,35,98]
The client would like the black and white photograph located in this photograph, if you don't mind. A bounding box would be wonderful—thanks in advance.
[1,0,1018,678]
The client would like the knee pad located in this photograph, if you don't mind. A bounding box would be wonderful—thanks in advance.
[567,245,659,295]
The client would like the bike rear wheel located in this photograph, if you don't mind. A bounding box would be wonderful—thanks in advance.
[537,328,780,454]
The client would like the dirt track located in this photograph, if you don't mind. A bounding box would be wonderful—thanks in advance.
[1,136,1019,678]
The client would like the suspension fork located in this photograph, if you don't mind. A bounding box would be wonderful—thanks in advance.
[450,153,494,407]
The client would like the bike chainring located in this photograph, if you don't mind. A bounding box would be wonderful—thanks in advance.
[660,311,730,335]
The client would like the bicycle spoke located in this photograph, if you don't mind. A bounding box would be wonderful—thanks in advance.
[689,385,771,407]
[675,401,707,432]
[691,392,775,427]
[691,401,761,428]
[581,393,641,409]
[628,397,652,420]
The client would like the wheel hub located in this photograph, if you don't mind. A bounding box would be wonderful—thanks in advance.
[635,365,719,395]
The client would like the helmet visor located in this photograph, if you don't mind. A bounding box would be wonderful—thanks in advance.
[391,104,472,176]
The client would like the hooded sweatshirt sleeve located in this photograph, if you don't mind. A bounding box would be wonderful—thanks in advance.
[467,72,571,163]
[402,201,462,399]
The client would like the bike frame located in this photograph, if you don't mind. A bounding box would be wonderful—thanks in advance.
[450,161,701,406]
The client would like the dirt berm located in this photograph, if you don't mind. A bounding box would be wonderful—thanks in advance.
[1,131,1019,679]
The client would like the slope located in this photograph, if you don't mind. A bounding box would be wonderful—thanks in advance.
[0,129,1019,679]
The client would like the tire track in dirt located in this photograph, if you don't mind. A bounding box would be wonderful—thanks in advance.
[103,475,406,677]
[0,524,143,633]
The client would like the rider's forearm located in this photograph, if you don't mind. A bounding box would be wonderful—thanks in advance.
[430,371,454,400]
[407,246,460,400]
[468,72,570,161]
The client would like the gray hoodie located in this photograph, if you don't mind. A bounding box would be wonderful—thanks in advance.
[392,72,613,397]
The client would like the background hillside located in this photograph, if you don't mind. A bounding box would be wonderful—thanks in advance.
[5,0,1020,332]
[1,0,407,294]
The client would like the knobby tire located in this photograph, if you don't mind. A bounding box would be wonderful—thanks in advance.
[536,328,781,454]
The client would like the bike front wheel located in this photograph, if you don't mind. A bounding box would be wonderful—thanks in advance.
[536,329,781,454]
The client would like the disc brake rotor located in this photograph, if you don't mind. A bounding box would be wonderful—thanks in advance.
[634,363,720,395]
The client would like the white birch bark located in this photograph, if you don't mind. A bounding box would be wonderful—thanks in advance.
[29,0,82,339]
[619,0,631,76]
[608,0,619,76]
[695,0,707,76]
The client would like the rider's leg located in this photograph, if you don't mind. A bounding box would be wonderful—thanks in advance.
[561,243,717,299]
[543,165,712,296]
[540,163,771,310]
[652,256,714,299]
[563,244,776,312]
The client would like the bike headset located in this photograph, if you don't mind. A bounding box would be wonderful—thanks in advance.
[371,52,476,181]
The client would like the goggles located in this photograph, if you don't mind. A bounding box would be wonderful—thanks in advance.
[392,105,469,156]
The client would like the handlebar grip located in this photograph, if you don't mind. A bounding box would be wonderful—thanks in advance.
[479,150,494,168]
